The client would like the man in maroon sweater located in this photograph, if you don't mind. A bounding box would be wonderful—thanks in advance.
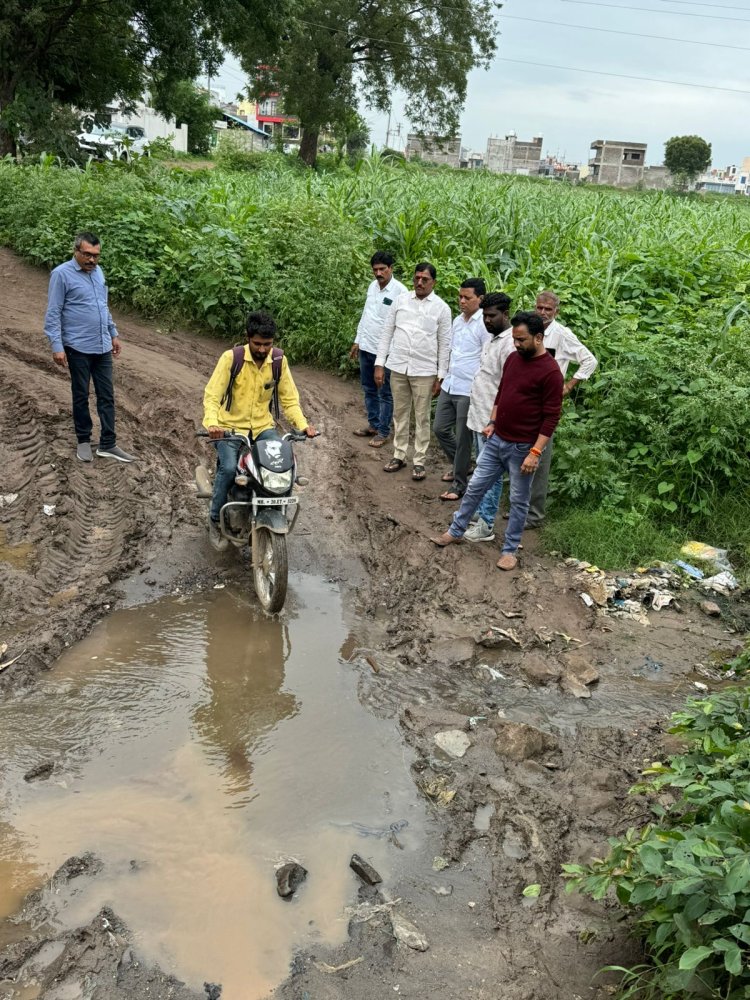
[431,311,563,570]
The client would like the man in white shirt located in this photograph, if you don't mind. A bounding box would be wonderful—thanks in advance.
[349,251,407,447]
[526,290,598,527]
[433,278,487,500]
[374,263,452,481]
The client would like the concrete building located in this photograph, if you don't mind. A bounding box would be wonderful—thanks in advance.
[109,101,188,152]
[405,134,461,168]
[217,111,271,152]
[588,139,647,187]
[485,133,543,176]
[460,148,484,170]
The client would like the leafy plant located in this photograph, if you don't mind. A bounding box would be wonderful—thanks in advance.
[563,688,750,999]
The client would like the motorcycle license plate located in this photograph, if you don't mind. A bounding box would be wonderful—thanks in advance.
[253,497,298,507]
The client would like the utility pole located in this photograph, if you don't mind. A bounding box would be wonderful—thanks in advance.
[385,107,391,148]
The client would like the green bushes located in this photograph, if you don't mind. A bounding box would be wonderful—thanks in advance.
[563,688,750,999]
[0,156,749,563]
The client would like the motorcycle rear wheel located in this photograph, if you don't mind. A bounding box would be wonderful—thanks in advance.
[253,527,288,613]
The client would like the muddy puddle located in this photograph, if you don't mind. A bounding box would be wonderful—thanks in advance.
[0,574,427,997]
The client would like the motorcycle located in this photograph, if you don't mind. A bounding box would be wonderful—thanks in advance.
[195,429,313,613]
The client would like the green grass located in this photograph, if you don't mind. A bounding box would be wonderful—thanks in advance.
[541,508,681,570]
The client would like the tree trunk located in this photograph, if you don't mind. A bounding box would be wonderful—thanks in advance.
[0,80,16,158]
[298,127,319,167]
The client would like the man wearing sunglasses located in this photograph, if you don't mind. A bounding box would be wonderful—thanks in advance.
[44,231,135,463]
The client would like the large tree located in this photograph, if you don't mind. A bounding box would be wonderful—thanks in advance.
[238,0,501,166]
[664,135,712,191]
[0,0,281,157]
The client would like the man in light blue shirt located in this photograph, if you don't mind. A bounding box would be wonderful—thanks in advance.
[433,278,487,500]
[349,251,407,447]
[44,232,134,463]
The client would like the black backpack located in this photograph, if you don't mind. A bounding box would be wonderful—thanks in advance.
[221,345,284,420]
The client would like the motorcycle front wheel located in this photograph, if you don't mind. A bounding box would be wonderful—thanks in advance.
[253,527,288,613]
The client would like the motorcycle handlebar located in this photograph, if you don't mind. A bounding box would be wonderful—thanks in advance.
[195,429,320,441]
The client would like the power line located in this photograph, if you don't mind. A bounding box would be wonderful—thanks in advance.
[502,12,750,51]
[561,0,750,22]
[653,0,750,10]
[295,15,750,94]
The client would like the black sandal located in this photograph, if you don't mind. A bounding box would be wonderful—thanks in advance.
[412,465,426,481]
[383,458,406,473]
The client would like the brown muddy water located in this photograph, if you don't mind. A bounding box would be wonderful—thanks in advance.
[0,574,427,997]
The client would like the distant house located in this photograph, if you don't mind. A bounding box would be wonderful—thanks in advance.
[485,133,543,176]
[588,139,647,187]
[405,134,461,169]
[106,101,188,152]
[217,110,271,152]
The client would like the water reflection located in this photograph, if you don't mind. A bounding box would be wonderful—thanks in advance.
[192,597,297,802]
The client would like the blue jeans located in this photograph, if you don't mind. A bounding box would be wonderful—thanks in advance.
[449,435,533,554]
[209,429,278,522]
[474,432,503,527]
[359,349,392,438]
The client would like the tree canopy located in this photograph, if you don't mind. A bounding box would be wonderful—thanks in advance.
[664,135,712,190]
[0,0,280,157]
[237,0,501,165]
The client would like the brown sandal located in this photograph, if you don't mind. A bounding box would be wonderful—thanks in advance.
[441,470,454,482]
[440,490,463,501]
[369,435,388,448]
[383,458,406,473]
[353,426,378,437]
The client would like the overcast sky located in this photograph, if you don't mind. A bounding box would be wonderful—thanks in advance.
[213,0,750,169]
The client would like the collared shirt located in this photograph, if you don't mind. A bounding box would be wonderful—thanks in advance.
[544,319,598,381]
[355,277,408,355]
[203,347,307,436]
[375,290,452,378]
[442,309,489,396]
[44,258,118,354]
[467,329,515,432]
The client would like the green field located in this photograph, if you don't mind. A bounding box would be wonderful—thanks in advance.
[1,154,748,570]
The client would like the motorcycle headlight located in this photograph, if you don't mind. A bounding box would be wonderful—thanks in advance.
[260,469,294,493]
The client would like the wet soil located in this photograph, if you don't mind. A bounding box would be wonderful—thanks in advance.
[0,248,745,1000]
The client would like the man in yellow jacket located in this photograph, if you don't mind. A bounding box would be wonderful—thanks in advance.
[203,311,317,550]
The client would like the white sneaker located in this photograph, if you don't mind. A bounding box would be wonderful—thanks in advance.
[464,519,495,542]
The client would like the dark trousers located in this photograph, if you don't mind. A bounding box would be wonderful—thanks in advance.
[433,389,472,492]
[65,347,116,449]
[359,349,393,438]
[210,429,280,523]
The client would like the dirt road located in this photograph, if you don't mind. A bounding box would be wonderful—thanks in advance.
[0,248,742,999]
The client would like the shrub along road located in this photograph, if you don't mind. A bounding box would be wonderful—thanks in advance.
[0,248,744,999]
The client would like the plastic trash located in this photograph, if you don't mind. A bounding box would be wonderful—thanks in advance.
[701,571,738,595]
[580,592,594,607]
[42,504,56,516]
[680,542,733,573]
[673,560,705,580]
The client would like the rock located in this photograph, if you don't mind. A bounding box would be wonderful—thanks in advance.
[24,761,54,782]
[699,600,721,618]
[204,985,223,1000]
[276,862,308,899]
[434,729,471,759]
[350,854,382,886]
[493,721,555,762]
[521,654,562,686]
[562,654,600,686]
[431,885,453,896]
[559,675,592,699]
[391,913,429,951]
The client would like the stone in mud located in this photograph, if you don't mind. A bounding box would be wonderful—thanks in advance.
[391,912,429,951]
[434,729,471,758]
[276,862,308,899]
[204,984,223,999]
[24,761,54,782]
[493,721,555,762]
[521,654,561,687]
[560,654,600,698]
[350,854,382,886]
[699,600,721,617]
[431,884,453,896]
[562,653,600,686]
[476,628,521,650]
